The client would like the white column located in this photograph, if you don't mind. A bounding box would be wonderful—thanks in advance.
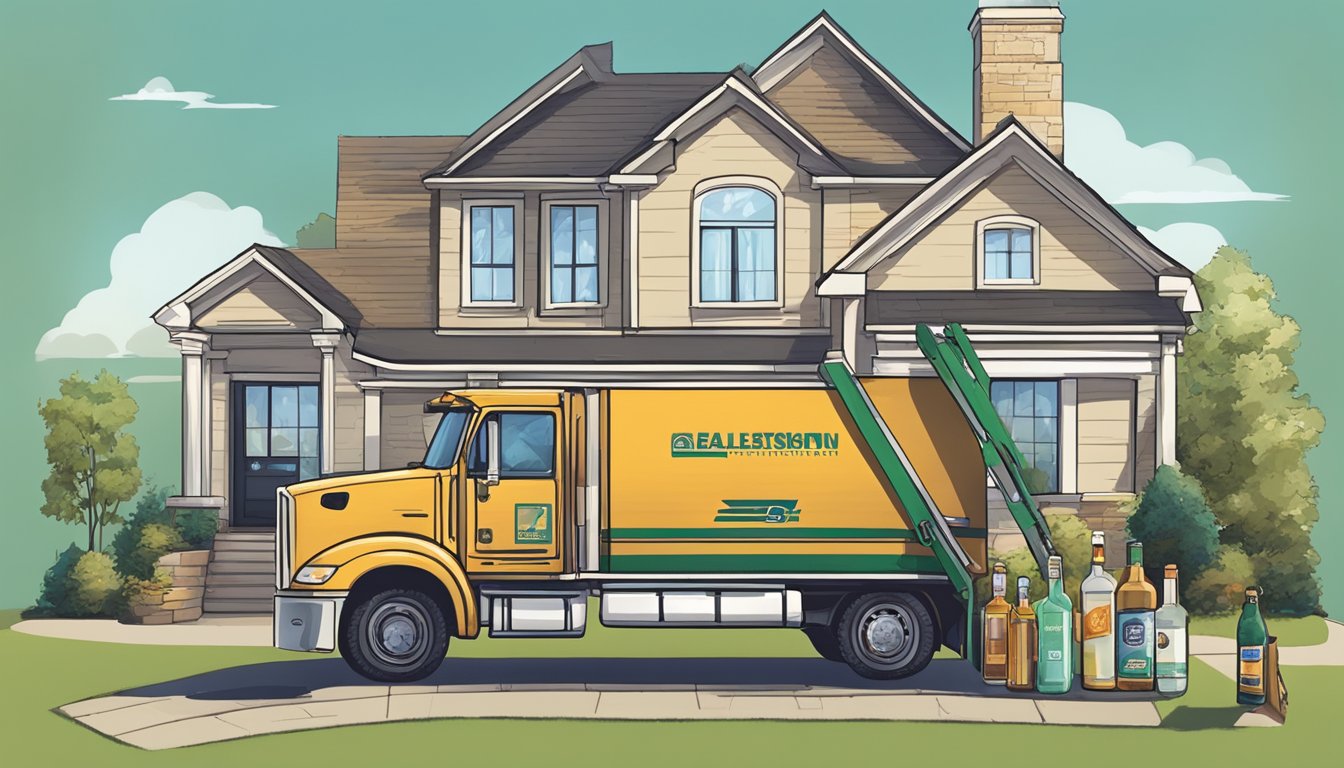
[1156,336,1178,466]
[200,355,212,495]
[171,331,209,497]
[626,190,641,329]
[311,332,341,475]
[840,297,861,370]
[1059,378,1078,494]
[362,387,382,471]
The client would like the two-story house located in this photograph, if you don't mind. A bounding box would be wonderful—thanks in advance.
[155,2,1199,613]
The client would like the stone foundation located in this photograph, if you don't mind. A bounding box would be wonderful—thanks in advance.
[123,550,210,625]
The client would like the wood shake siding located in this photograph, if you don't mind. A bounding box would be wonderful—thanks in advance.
[637,109,822,327]
[1077,378,1136,494]
[195,271,321,330]
[767,43,962,175]
[868,165,1154,291]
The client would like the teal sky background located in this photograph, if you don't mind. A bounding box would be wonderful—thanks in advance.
[0,0,1339,614]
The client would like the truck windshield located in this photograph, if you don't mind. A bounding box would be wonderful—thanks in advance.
[423,409,471,469]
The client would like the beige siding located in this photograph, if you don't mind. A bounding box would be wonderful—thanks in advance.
[381,391,436,469]
[868,164,1154,291]
[332,344,372,473]
[822,189,852,269]
[637,108,822,327]
[1077,378,1135,494]
[196,273,322,330]
[437,189,625,328]
[1134,374,1157,491]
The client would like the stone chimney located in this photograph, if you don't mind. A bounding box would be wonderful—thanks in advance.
[971,0,1065,158]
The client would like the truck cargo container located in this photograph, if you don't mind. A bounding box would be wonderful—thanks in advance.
[274,323,1055,681]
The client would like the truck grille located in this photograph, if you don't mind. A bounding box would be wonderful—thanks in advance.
[276,489,295,590]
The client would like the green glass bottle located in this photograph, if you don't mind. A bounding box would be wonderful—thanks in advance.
[1236,587,1268,706]
[1035,555,1074,694]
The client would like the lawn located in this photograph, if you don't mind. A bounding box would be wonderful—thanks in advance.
[1,608,1336,766]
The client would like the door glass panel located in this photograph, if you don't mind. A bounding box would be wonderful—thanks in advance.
[271,387,298,428]
[299,457,320,481]
[469,413,556,477]
[271,427,298,457]
[299,387,318,427]
[298,427,319,457]
[245,427,268,457]
[245,386,268,428]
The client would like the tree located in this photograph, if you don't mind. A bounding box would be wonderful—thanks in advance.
[37,370,142,552]
[1178,246,1325,614]
[295,212,335,248]
[1126,465,1219,586]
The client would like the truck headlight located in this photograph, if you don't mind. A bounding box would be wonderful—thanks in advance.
[294,565,339,585]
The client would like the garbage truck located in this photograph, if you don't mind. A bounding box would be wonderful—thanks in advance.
[274,323,1056,682]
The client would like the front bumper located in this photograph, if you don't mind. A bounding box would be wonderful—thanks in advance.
[274,591,347,652]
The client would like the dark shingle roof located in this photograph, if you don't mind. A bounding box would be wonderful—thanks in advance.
[866,291,1190,327]
[440,74,725,177]
[251,245,363,328]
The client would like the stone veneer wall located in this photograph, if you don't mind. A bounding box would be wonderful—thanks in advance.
[124,550,209,625]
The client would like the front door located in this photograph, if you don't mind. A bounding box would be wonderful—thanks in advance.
[465,410,562,572]
[233,382,321,527]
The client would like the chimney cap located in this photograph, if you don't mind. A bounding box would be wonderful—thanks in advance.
[978,0,1060,7]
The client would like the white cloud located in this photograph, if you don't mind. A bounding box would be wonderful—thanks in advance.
[1065,102,1286,204]
[110,76,275,110]
[1139,222,1227,271]
[35,192,283,360]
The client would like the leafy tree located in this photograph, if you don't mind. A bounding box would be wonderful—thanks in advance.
[37,371,142,552]
[1178,247,1325,614]
[295,212,335,248]
[1127,465,1219,586]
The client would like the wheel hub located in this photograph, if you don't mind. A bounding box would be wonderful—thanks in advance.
[862,608,910,658]
[367,600,429,665]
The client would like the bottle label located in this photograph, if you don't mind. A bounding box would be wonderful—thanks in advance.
[1116,611,1154,678]
[1083,605,1111,640]
[1038,619,1071,686]
[986,616,1007,657]
[1238,646,1264,693]
[1155,629,1188,679]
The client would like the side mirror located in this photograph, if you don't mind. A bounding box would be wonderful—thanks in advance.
[485,418,501,487]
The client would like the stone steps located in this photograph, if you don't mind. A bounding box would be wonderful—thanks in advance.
[204,530,276,615]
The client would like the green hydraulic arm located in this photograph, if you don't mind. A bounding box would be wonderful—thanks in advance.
[916,322,1056,576]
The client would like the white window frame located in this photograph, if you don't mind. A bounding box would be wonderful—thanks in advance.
[691,176,785,309]
[541,197,609,310]
[460,198,523,309]
[976,214,1041,289]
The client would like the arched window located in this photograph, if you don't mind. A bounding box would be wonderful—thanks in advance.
[696,186,777,303]
[976,215,1041,287]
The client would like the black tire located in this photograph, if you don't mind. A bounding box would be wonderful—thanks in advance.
[339,587,449,683]
[803,625,845,662]
[836,592,936,680]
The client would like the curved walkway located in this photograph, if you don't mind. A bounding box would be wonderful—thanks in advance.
[12,616,271,646]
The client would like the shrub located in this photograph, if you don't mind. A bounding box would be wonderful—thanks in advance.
[31,545,122,617]
[1186,545,1257,615]
[117,522,185,581]
[977,509,1092,605]
[111,484,216,580]
[1126,465,1220,585]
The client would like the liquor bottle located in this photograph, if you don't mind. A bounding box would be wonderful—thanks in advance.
[1035,554,1074,694]
[1007,576,1036,692]
[982,562,1011,684]
[1115,540,1157,691]
[1080,531,1117,690]
[1236,587,1268,706]
[1155,564,1189,696]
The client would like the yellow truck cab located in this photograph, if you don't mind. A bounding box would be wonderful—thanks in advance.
[274,325,1056,682]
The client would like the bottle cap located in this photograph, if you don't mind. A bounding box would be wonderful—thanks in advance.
[993,562,1006,573]
[1164,564,1178,577]
[1091,531,1105,546]
[1047,555,1063,579]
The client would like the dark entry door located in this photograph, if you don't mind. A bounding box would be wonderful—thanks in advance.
[233,382,321,527]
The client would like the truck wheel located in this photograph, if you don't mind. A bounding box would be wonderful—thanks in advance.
[803,625,844,662]
[836,593,935,680]
[340,587,449,683]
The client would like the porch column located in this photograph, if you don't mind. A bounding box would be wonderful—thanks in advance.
[171,331,209,496]
[840,297,861,370]
[311,331,341,475]
[1156,335,1178,466]
[362,387,382,471]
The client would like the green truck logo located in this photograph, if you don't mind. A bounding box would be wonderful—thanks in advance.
[714,499,801,524]
[514,503,553,544]
[670,431,839,459]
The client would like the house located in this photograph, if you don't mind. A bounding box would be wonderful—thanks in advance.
[154,1,1199,613]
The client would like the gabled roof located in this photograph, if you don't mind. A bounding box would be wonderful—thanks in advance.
[819,118,1192,293]
[753,11,971,159]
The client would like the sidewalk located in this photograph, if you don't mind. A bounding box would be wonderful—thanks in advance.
[12,616,271,646]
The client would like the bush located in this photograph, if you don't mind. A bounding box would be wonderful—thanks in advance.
[1127,465,1220,585]
[31,545,122,617]
[111,484,216,580]
[977,509,1092,605]
[1186,545,1257,614]
[117,522,185,581]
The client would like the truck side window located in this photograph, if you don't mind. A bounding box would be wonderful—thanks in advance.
[468,412,556,478]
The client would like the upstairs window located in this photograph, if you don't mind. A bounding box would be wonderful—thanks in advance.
[548,204,600,305]
[696,185,778,304]
[467,203,517,304]
[977,216,1040,287]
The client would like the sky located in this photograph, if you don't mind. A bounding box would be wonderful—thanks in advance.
[0,0,1340,612]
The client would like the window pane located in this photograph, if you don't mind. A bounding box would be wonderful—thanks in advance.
[299,427,319,457]
[700,228,732,302]
[499,413,555,475]
[271,427,298,457]
[1014,382,1035,417]
[271,386,298,428]
[986,251,1009,280]
[1035,416,1057,443]
[552,266,573,304]
[551,206,574,265]
[1035,381,1058,415]
[575,265,598,303]
[299,387,318,427]
[1010,249,1032,280]
[492,208,514,265]
[245,386,268,429]
[1011,227,1032,253]
[991,382,1013,422]
[1012,416,1035,443]
[984,229,1009,253]
[299,457,320,482]
[470,208,492,265]
[575,207,598,265]
[699,187,774,222]
[493,267,514,302]
[471,267,493,301]
[245,427,268,457]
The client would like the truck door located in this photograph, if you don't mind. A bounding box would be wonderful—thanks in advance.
[464,409,563,572]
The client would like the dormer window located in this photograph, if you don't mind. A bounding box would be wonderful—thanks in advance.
[976,215,1041,288]
[693,180,783,307]
[462,200,521,307]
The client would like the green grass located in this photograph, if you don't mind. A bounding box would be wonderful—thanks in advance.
[1,608,1337,766]
[1189,614,1328,647]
